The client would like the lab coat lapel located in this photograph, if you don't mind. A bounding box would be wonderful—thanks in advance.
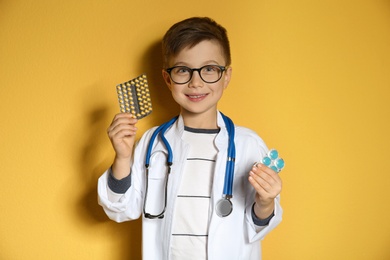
[212,112,230,209]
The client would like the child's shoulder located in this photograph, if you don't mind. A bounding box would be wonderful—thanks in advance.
[235,125,258,137]
[235,125,267,145]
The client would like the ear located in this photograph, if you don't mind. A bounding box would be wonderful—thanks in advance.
[222,66,232,89]
[162,69,173,91]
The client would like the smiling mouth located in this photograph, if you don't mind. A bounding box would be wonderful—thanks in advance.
[187,94,207,98]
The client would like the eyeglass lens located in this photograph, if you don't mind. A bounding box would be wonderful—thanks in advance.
[169,65,224,84]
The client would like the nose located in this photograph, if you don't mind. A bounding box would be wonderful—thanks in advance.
[188,70,204,88]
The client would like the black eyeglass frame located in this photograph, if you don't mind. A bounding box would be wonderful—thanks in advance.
[165,65,228,84]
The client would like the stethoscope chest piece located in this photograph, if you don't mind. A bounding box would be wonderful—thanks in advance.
[215,198,233,217]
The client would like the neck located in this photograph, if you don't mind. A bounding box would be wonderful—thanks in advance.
[181,110,219,129]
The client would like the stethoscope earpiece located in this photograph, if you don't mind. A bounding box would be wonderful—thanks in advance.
[144,213,164,219]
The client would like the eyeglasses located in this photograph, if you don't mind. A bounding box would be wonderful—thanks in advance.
[165,65,227,84]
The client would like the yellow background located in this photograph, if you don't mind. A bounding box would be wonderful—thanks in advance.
[1,0,389,259]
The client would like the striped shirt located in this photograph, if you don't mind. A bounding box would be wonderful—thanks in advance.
[170,126,220,259]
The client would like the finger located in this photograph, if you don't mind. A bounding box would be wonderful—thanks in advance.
[113,127,137,138]
[249,170,273,194]
[249,173,281,202]
[251,165,275,185]
[112,114,138,126]
[108,115,138,134]
[253,163,281,184]
[248,174,265,194]
[250,165,282,194]
[114,112,135,119]
[109,125,138,139]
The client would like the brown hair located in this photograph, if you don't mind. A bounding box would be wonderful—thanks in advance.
[162,17,231,68]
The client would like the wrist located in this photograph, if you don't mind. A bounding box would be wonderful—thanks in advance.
[251,203,274,226]
[255,197,274,208]
[112,156,132,179]
[114,153,132,161]
[254,200,275,220]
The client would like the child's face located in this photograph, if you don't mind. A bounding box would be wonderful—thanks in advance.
[162,40,232,121]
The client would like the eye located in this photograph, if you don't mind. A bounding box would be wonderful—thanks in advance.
[202,65,220,74]
[173,66,191,74]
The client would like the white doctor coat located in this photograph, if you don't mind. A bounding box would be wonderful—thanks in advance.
[98,112,282,260]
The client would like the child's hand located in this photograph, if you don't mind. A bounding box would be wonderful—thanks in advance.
[107,113,138,178]
[248,163,282,219]
[107,113,138,159]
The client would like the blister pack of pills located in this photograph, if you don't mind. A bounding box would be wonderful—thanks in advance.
[261,149,285,173]
[116,74,153,119]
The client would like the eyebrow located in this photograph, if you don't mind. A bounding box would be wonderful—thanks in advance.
[171,60,222,67]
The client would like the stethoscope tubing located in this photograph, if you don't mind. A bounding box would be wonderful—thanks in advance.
[145,116,178,167]
[143,116,178,219]
[143,113,236,218]
[221,113,235,198]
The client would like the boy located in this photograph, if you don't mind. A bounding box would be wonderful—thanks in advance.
[98,17,282,260]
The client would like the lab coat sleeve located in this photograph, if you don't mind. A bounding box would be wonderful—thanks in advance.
[237,126,283,242]
[97,128,156,223]
[245,195,283,242]
[98,169,143,222]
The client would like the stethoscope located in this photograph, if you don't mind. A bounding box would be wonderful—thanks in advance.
[143,113,236,219]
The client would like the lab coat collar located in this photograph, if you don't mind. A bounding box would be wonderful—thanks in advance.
[215,111,230,151]
[163,111,231,153]
[168,111,229,139]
